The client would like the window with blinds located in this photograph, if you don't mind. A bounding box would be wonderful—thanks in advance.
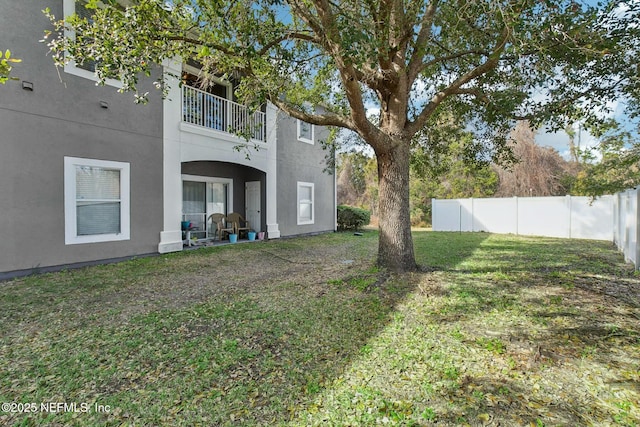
[64,157,130,244]
[75,166,121,235]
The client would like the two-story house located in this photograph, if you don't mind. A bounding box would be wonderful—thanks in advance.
[0,0,336,278]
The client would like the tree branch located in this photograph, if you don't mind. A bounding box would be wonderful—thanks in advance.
[270,98,353,129]
[408,0,439,83]
[304,0,383,145]
[162,35,234,55]
[257,30,319,56]
[420,48,492,73]
[406,26,512,137]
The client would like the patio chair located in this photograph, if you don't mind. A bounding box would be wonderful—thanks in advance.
[227,212,251,239]
[208,213,234,241]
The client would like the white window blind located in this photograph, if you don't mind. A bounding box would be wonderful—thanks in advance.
[76,166,121,235]
[182,181,206,215]
[64,157,130,244]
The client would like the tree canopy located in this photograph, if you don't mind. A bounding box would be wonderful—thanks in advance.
[45,0,640,271]
[572,123,640,197]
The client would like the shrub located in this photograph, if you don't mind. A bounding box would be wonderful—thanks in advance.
[337,205,371,231]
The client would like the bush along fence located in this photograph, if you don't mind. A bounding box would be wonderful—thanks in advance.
[337,205,371,231]
[432,189,640,269]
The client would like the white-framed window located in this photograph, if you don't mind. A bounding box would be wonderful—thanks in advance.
[64,157,130,244]
[297,119,314,144]
[297,182,315,225]
[62,0,122,88]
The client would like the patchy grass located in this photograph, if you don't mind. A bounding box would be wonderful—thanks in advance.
[1,231,639,426]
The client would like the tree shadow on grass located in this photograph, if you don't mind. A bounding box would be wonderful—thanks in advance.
[3,231,638,426]
[0,231,490,427]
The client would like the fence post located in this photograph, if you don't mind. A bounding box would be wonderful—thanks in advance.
[470,198,474,232]
[635,188,640,270]
[514,196,519,235]
[567,195,572,239]
[431,198,436,230]
[610,194,615,243]
[613,192,618,247]
[625,190,631,262]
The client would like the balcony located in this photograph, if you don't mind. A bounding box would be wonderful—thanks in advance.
[182,85,266,142]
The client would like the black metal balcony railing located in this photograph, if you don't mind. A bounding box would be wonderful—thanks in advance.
[182,85,266,142]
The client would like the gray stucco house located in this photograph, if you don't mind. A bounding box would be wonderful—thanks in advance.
[0,0,336,277]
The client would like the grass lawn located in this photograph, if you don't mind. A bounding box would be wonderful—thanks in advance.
[1,231,639,426]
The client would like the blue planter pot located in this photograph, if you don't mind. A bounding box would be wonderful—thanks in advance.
[248,231,256,241]
[229,234,238,243]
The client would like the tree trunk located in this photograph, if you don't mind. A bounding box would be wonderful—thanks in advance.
[376,141,417,272]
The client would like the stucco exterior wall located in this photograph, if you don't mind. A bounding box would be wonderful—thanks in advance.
[275,112,336,237]
[1,1,335,275]
[0,1,164,274]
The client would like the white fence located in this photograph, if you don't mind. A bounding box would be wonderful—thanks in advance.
[614,188,640,268]
[432,189,640,268]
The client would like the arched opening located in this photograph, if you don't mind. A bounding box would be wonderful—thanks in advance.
[180,161,266,243]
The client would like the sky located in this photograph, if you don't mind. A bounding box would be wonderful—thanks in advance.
[537,0,640,159]
[535,127,597,159]
[535,97,636,160]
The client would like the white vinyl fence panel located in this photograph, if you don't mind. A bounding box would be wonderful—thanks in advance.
[473,198,518,234]
[614,188,640,267]
[432,192,640,269]
[517,197,570,238]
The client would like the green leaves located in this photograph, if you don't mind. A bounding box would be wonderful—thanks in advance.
[572,124,640,198]
[41,0,639,144]
[39,0,640,272]
[0,49,21,84]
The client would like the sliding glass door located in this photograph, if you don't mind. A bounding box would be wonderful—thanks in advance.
[182,179,229,239]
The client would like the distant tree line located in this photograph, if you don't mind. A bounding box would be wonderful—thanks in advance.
[337,121,638,227]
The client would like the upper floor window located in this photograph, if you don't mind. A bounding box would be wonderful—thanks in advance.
[297,119,314,144]
[74,1,97,72]
[62,0,122,87]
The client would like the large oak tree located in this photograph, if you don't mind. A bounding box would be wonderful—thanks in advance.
[46,0,637,271]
